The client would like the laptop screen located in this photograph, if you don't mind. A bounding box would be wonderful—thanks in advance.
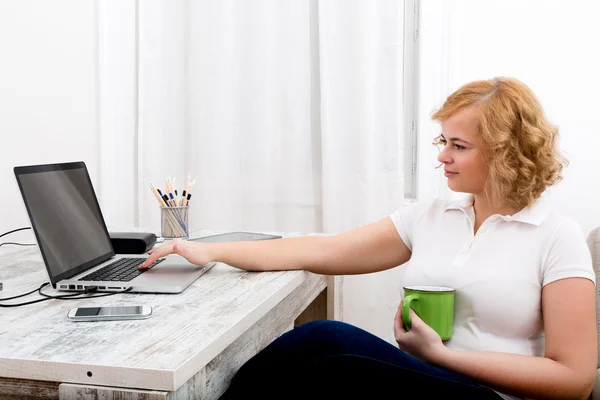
[14,162,114,286]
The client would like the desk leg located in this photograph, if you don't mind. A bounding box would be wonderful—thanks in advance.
[327,275,342,320]
[294,288,327,326]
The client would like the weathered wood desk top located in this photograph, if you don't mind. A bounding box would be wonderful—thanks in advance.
[0,230,328,399]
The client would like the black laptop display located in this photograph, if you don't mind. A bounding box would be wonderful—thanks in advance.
[14,162,115,286]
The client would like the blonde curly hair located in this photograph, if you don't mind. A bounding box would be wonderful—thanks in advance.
[431,77,567,210]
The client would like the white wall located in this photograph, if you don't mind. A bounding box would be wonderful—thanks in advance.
[0,1,100,242]
[418,0,600,235]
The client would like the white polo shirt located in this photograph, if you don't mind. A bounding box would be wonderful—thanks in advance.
[390,194,595,399]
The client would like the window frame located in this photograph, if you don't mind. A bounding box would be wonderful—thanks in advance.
[403,0,420,199]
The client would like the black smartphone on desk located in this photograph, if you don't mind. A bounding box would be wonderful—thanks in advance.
[189,232,282,243]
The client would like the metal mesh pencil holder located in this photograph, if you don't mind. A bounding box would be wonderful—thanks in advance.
[160,206,189,239]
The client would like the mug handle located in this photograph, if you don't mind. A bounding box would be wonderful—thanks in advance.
[402,294,419,330]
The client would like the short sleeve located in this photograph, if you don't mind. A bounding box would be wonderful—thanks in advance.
[389,199,435,251]
[542,218,596,287]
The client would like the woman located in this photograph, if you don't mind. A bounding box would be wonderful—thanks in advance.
[141,77,597,399]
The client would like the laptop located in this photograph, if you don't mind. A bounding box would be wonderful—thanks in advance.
[14,161,215,294]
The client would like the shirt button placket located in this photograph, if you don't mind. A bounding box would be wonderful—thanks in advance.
[455,208,476,265]
[454,238,473,265]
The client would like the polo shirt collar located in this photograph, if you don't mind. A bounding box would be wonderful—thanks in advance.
[445,194,475,212]
[444,194,550,226]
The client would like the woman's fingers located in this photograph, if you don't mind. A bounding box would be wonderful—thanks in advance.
[139,243,175,269]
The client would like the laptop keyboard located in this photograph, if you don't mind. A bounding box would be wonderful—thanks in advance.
[79,257,164,282]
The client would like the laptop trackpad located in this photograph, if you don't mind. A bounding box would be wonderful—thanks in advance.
[132,255,206,285]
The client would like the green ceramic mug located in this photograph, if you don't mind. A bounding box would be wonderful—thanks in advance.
[402,285,455,340]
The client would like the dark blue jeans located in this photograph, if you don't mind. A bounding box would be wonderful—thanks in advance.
[220,320,503,399]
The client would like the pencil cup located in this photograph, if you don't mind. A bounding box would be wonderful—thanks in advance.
[160,206,189,239]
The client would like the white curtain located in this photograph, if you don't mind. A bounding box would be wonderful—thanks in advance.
[101,0,406,339]
[317,0,406,338]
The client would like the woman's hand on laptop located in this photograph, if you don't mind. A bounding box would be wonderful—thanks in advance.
[139,239,212,270]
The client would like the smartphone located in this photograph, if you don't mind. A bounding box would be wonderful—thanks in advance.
[189,231,282,243]
[67,305,152,322]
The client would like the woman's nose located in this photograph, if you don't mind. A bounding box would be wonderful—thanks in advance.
[437,146,452,164]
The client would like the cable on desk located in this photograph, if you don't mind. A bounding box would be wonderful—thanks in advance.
[0,283,45,301]
[0,227,35,248]
[0,242,36,248]
[0,227,35,297]
[0,282,133,308]
[0,227,31,239]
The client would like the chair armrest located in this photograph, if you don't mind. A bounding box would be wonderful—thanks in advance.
[590,370,600,400]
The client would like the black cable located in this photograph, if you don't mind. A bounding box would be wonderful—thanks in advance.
[0,284,82,307]
[0,227,31,239]
[0,227,35,299]
[0,282,133,308]
[0,242,36,248]
[0,227,35,248]
[0,282,47,301]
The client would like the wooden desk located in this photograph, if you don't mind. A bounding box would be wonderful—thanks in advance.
[0,231,328,399]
